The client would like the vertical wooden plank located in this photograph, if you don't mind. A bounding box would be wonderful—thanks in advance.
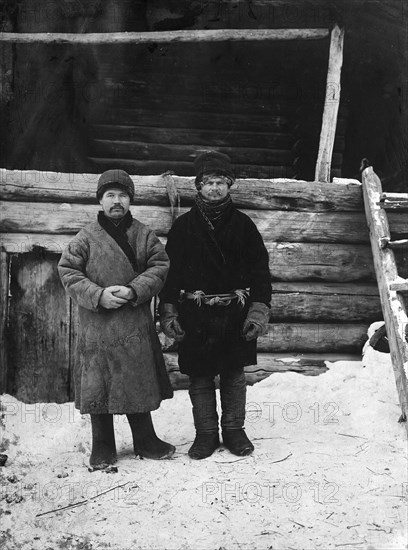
[7,251,71,403]
[315,25,344,183]
[0,250,10,393]
[362,166,408,430]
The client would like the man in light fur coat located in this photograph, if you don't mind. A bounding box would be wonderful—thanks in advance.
[59,169,174,469]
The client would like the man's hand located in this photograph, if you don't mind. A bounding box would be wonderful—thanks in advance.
[99,286,130,309]
[159,303,186,342]
[242,302,270,341]
[112,286,136,301]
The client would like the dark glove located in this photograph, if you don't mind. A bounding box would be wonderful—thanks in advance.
[242,302,270,341]
[159,303,185,342]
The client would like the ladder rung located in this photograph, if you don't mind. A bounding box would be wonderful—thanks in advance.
[378,193,408,211]
[389,279,408,292]
[380,237,408,249]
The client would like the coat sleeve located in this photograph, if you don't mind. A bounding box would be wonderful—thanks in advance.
[58,232,104,311]
[245,217,272,306]
[127,230,170,306]
[158,219,185,305]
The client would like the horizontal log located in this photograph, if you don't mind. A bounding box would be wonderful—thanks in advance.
[0,234,375,283]
[94,108,290,132]
[258,323,368,353]
[88,158,296,179]
[270,282,381,322]
[91,140,296,166]
[109,93,293,117]
[268,242,375,281]
[0,170,364,211]
[91,125,296,149]
[2,201,407,243]
[165,352,362,389]
[0,29,330,44]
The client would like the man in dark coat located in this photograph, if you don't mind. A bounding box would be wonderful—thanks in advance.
[58,169,175,469]
[159,152,271,459]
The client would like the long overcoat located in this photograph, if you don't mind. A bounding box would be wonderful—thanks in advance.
[160,203,271,376]
[58,218,173,414]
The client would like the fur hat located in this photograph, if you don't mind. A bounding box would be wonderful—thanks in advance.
[194,151,235,189]
[96,169,135,201]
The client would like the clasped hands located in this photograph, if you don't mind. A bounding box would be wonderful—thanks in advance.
[99,285,135,309]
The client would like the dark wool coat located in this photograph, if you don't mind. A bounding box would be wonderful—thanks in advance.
[160,203,272,376]
[58,218,173,414]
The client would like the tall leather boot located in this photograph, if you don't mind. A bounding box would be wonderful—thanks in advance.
[188,376,220,460]
[127,412,175,459]
[220,369,254,456]
[89,414,117,468]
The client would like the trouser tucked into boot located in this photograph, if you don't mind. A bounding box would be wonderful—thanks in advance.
[90,414,117,469]
[188,368,253,458]
[127,412,175,459]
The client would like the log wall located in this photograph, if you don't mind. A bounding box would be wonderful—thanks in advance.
[2,170,407,401]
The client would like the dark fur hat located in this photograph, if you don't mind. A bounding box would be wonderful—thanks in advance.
[96,169,135,201]
[194,151,235,189]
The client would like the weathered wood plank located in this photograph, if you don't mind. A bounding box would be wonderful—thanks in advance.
[271,282,381,322]
[89,158,294,179]
[362,166,408,425]
[95,108,290,132]
[0,250,9,393]
[165,352,362,389]
[315,25,344,183]
[0,29,330,44]
[268,242,374,281]
[0,234,375,283]
[0,169,364,211]
[92,140,295,166]
[7,252,71,403]
[258,323,368,353]
[91,125,296,149]
[2,201,407,242]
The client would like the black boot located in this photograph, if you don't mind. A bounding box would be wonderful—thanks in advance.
[222,429,254,456]
[188,433,220,460]
[188,376,220,460]
[127,412,175,459]
[89,414,117,469]
[219,369,253,456]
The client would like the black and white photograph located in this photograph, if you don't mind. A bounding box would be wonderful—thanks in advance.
[0,1,408,549]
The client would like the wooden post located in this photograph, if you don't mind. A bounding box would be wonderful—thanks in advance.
[0,29,329,45]
[362,166,408,430]
[315,25,345,183]
[0,250,10,393]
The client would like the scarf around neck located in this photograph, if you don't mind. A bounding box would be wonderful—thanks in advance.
[194,192,233,231]
[97,210,138,271]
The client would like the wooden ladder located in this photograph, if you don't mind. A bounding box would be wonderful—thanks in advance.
[362,165,408,433]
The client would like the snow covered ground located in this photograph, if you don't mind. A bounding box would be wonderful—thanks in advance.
[1,336,407,550]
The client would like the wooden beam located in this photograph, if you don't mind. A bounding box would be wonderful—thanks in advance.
[0,234,375,283]
[92,139,295,166]
[91,125,296,149]
[94,108,290,132]
[0,29,330,45]
[165,352,362,389]
[315,25,345,183]
[258,323,369,353]
[0,169,364,211]
[362,166,408,427]
[89,158,293,180]
[271,282,381,323]
[0,250,9,393]
[268,242,375,282]
[1,201,407,242]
